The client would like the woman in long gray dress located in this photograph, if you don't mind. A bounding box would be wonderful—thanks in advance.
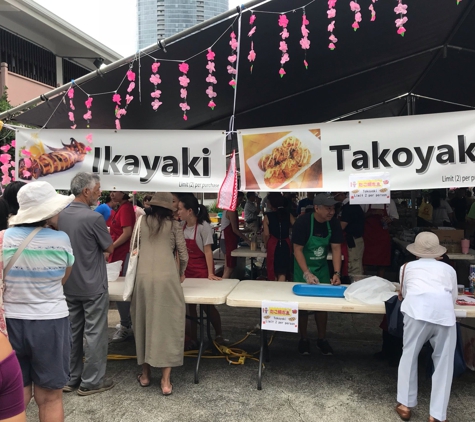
[131,192,188,394]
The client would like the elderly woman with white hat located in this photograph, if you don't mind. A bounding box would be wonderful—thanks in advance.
[131,192,188,394]
[395,232,457,422]
[3,181,74,421]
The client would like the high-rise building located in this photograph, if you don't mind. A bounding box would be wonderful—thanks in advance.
[138,0,229,50]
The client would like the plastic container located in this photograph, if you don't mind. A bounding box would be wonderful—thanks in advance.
[458,284,465,295]
[292,284,347,298]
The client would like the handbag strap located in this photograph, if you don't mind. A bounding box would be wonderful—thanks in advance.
[398,262,408,301]
[3,227,42,277]
[130,215,142,252]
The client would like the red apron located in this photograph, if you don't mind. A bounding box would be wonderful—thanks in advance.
[362,204,391,266]
[184,223,209,278]
[223,224,238,268]
[266,235,291,281]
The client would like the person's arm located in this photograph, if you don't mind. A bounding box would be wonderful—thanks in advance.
[173,222,189,282]
[263,215,270,247]
[340,221,348,230]
[229,210,249,243]
[113,226,132,249]
[294,243,319,284]
[330,243,342,285]
[204,244,221,280]
[62,266,73,285]
[290,214,296,226]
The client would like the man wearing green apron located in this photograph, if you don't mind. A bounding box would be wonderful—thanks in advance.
[293,193,343,356]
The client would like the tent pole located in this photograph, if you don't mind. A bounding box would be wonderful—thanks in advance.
[0,0,268,122]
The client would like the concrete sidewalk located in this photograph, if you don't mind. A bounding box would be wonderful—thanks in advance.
[27,306,475,422]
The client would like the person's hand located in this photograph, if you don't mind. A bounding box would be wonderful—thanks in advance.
[303,271,319,285]
[331,273,341,285]
[104,252,110,261]
[209,274,222,280]
[180,274,186,283]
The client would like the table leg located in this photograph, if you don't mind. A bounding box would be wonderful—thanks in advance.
[194,305,205,384]
[251,257,255,280]
[257,313,269,390]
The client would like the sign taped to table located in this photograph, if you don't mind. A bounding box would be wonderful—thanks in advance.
[261,300,298,333]
[238,110,475,192]
[15,129,226,192]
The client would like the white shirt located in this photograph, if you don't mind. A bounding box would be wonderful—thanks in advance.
[432,199,453,226]
[400,258,457,326]
[360,199,399,220]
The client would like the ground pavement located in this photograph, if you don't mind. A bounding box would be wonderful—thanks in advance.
[26,306,475,422]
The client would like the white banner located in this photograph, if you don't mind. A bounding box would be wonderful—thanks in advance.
[238,110,475,192]
[15,129,226,192]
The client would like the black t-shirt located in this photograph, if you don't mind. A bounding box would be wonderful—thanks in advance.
[340,203,365,239]
[292,212,343,246]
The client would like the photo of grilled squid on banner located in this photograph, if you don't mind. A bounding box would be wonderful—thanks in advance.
[18,138,87,180]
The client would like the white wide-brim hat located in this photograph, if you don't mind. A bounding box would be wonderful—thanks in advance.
[406,232,446,259]
[9,181,74,225]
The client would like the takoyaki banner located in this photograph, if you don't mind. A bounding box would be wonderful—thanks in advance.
[15,129,226,192]
[238,110,475,192]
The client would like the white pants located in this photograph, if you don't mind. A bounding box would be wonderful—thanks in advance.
[397,315,456,421]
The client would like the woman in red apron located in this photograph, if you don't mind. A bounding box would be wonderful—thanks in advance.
[178,195,224,346]
[263,193,295,281]
[221,192,250,278]
[362,204,391,277]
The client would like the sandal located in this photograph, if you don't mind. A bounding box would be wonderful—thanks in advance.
[161,383,173,396]
[137,373,151,387]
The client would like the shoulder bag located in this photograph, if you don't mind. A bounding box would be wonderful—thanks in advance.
[123,215,142,301]
[385,262,407,338]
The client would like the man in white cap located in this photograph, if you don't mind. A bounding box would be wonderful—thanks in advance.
[58,172,115,395]
[395,232,457,422]
[292,193,343,356]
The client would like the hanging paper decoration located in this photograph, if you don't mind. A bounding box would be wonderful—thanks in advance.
[394,0,408,36]
[205,48,217,110]
[118,65,136,122]
[350,1,362,31]
[300,11,310,69]
[178,62,190,121]
[150,61,163,112]
[248,14,256,73]
[327,0,338,50]
[111,93,122,130]
[369,0,378,21]
[217,150,238,211]
[278,14,289,77]
[68,87,76,129]
[228,31,238,87]
[83,96,93,128]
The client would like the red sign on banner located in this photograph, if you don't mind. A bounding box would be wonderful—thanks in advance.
[217,150,238,211]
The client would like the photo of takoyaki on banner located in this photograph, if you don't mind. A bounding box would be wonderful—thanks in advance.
[241,128,322,191]
[18,138,87,181]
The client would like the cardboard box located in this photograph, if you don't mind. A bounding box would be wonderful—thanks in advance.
[432,229,464,254]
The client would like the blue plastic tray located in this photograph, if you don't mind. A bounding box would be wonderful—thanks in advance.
[292,284,347,298]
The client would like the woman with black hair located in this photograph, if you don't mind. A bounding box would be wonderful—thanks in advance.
[178,194,224,344]
[263,192,295,281]
[2,181,26,216]
[131,192,188,393]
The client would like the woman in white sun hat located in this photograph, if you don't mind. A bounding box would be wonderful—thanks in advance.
[395,231,457,422]
[3,181,74,421]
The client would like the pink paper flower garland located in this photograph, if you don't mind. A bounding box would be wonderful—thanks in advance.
[112,93,122,130]
[369,0,378,21]
[178,62,190,120]
[68,88,76,129]
[228,31,238,87]
[300,12,310,69]
[350,1,362,31]
[113,66,136,130]
[150,61,163,112]
[394,0,408,36]
[84,133,93,153]
[278,14,289,77]
[248,14,256,73]
[206,48,217,110]
[84,96,93,128]
[327,0,338,50]
[0,139,16,185]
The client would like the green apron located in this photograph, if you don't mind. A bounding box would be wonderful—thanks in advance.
[294,217,331,284]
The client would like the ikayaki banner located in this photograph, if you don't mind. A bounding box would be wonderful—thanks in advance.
[238,110,475,191]
[15,129,226,192]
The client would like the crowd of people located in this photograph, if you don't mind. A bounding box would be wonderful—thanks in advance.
[0,181,462,422]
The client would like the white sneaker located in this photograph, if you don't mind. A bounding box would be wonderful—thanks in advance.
[111,325,132,343]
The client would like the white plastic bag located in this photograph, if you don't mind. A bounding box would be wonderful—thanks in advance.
[106,260,122,282]
[344,276,398,305]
